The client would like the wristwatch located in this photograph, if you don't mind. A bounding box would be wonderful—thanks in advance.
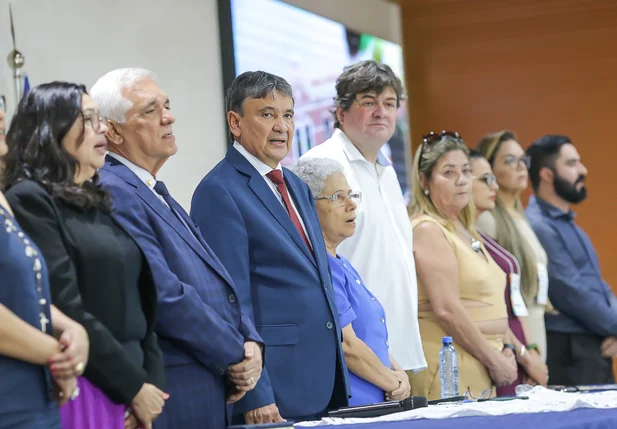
[503,343,516,354]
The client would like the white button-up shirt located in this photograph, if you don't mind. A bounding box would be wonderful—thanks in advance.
[300,129,426,371]
[107,152,200,240]
[107,152,168,207]
[233,142,311,247]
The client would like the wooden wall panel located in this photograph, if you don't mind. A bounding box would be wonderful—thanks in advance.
[400,0,617,292]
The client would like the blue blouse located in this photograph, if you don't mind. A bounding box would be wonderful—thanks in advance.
[0,207,59,427]
[328,253,390,406]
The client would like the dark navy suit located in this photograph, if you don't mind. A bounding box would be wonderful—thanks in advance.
[190,147,349,421]
[99,156,262,429]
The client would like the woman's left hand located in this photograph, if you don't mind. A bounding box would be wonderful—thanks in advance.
[52,376,77,407]
[49,323,89,379]
[520,350,549,386]
[385,370,411,401]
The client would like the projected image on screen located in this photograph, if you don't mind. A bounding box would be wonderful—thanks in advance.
[230,0,410,193]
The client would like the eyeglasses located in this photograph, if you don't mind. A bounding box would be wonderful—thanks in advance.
[82,110,104,133]
[315,191,362,207]
[474,173,497,187]
[504,154,531,169]
[418,130,462,168]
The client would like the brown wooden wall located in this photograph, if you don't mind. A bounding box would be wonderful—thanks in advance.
[400,0,617,293]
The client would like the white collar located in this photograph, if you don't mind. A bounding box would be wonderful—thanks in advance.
[233,141,283,177]
[107,152,158,189]
[333,128,391,166]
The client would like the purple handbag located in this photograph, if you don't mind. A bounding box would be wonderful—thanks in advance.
[60,376,126,429]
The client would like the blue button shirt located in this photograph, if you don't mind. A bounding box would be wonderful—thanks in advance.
[526,196,617,336]
[0,209,58,424]
[328,254,390,406]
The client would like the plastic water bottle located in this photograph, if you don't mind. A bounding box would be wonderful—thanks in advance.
[439,336,459,398]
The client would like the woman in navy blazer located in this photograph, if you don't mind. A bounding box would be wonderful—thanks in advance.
[3,83,166,429]
[0,99,89,428]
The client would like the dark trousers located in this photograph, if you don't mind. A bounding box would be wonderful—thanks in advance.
[546,331,615,386]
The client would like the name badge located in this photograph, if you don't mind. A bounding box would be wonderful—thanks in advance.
[536,263,549,305]
[510,273,529,317]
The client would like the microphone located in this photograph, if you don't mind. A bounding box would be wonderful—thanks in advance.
[327,396,428,419]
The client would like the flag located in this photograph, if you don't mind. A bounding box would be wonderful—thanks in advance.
[23,74,30,96]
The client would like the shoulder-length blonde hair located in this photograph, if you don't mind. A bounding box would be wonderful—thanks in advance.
[409,134,478,238]
[477,130,539,304]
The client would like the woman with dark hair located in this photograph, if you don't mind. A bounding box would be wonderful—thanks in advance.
[0,99,88,428]
[3,82,167,429]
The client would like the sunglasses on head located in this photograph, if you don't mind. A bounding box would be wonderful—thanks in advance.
[418,130,462,168]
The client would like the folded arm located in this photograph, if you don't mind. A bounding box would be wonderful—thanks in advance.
[0,304,61,364]
[342,324,399,392]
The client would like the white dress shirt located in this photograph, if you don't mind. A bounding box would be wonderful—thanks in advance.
[107,152,200,242]
[233,142,311,247]
[107,152,168,207]
[300,129,427,371]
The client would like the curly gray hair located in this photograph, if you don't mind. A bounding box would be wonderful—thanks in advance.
[288,157,345,197]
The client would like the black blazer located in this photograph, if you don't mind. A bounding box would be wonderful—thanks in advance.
[6,180,165,404]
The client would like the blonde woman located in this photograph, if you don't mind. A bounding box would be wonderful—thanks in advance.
[476,131,548,362]
[408,131,517,400]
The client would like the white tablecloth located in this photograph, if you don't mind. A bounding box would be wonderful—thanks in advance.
[297,387,617,426]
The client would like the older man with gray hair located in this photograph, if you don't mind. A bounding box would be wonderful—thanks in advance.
[300,60,426,375]
[290,157,411,406]
[92,68,264,429]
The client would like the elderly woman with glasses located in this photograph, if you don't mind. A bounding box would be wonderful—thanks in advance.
[408,131,517,400]
[290,157,411,406]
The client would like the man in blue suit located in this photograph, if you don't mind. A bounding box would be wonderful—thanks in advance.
[191,71,349,424]
[91,68,264,429]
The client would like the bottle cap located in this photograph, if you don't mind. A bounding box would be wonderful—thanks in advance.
[442,336,453,344]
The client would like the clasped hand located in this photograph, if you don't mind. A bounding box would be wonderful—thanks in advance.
[48,323,89,379]
[226,341,263,403]
[386,370,411,401]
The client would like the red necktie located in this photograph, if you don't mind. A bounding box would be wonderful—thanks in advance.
[266,170,312,251]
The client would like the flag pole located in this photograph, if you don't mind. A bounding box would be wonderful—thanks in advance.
[6,3,25,104]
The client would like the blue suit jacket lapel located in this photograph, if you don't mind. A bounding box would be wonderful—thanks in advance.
[105,157,236,286]
[227,149,316,267]
[164,195,237,286]
[284,171,320,264]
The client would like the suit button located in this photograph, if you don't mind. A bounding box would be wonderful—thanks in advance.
[326,321,333,330]
[381,318,385,324]
[228,294,237,303]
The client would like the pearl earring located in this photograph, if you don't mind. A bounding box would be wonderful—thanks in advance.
[424,189,429,196]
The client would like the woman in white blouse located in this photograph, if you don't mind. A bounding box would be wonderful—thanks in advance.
[476,130,549,362]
